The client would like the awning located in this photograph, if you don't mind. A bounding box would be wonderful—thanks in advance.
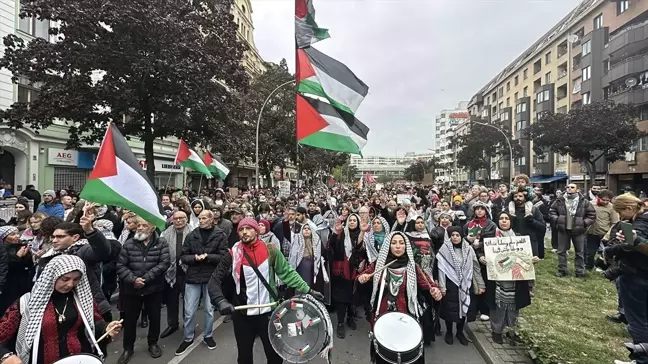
[530,175,568,184]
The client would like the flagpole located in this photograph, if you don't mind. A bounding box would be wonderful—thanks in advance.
[164,172,173,194]
[198,175,203,194]
[255,79,295,189]
[182,166,187,190]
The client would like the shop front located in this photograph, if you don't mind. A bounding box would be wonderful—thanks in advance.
[0,128,39,193]
[46,147,97,191]
[137,158,183,189]
[568,174,607,190]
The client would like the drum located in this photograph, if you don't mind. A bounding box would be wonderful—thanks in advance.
[53,354,104,364]
[372,312,423,364]
[268,294,333,363]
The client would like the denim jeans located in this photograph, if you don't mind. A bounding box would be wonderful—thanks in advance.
[183,283,214,341]
[619,273,648,344]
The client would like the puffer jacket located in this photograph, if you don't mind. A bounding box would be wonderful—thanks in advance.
[181,227,228,284]
[549,194,596,235]
[117,232,170,296]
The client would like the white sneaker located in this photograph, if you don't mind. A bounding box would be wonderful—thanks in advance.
[596,267,605,273]
[614,360,636,364]
[479,314,490,321]
[551,249,557,253]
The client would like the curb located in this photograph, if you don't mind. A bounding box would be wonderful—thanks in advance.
[466,322,497,364]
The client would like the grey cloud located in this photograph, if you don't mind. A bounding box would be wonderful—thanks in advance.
[251,0,581,155]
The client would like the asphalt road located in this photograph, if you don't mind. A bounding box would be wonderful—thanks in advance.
[102,304,486,364]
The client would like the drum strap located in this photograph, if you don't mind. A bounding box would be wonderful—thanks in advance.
[242,249,279,302]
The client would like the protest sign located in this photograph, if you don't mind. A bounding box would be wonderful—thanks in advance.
[483,235,535,281]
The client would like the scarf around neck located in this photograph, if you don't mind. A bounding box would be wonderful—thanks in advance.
[289,221,323,279]
[161,225,192,287]
[565,193,580,216]
[364,216,390,263]
[436,239,475,318]
[343,214,362,259]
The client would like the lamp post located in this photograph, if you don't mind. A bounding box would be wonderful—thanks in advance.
[472,120,514,183]
[255,80,295,189]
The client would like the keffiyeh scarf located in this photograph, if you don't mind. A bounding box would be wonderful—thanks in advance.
[18,255,101,364]
[495,228,518,310]
[365,216,391,263]
[289,222,328,283]
[343,214,362,259]
[161,225,192,287]
[370,232,421,317]
[436,239,475,318]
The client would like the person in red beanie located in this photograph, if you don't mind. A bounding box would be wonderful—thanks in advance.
[208,217,324,364]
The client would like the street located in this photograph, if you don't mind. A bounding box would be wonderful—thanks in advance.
[103,304,486,364]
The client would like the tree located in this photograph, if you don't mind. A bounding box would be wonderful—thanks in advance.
[403,157,439,182]
[451,119,523,185]
[376,175,393,184]
[298,146,348,185]
[332,162,358,183]
[244,60,295,183]
[526,100,646,187]
[0,0,248,182]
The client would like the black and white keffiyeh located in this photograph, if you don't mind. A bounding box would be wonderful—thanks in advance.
[17,255,101,364]
[365,216,391,263]
[343,214,362,259]
[436,238,476,318]
[161,224,192,287]
[289,221,328,283]
[369,232,421,318]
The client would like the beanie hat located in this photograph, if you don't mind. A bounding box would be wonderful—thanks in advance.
[238,217,260,234]
[43,190,56,198]
[447,226,463,238]
[259,219,271,234]
[453,195,463,203]
[0,226,18,243]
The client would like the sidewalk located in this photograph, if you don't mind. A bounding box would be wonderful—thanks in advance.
[466,319,533,364]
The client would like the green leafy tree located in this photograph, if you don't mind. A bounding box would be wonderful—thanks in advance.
[0,0,248,182]
[376,175,393,184]
[403,157,439,182]
[332,162,358,183]
[526,100,646,186]
[451,119,523,186]
[298,146,348,185]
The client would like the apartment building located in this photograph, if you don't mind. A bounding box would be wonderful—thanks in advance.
[433,102,470,183]
[350,152,437,180]
[0,0,269,192]
[466,0,648,193]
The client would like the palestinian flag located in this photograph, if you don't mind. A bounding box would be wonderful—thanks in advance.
[80,124,166,230]
[296,94,369,155]
[204,151,230,180]
[295,0,329,48]
[175,140,212,178]
[297,47,368,115]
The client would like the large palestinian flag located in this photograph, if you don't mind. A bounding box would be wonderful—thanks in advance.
[80,124,166,230]
[175,139,212,178]
[204,152,230,180]
[296,94,369,155]
[295,0,329,48]
[297,47,368,116]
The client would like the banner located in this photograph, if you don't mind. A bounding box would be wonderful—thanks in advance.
[483,236,535,281]
[278,181,291,198]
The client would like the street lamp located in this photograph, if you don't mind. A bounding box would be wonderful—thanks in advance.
[255,80,295,188]
[472,120,514,183]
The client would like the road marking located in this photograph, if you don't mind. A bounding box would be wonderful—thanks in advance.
[166,315,226,364]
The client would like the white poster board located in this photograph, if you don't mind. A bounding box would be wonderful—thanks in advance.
[277,181,291,198]
[397,194,411,204]
[483,236,535,281]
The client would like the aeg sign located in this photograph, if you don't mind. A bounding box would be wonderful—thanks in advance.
[48,148,78,166]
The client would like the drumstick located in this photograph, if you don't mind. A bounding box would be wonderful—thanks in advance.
[97,319,123,343]
[234,302,277,311]
[367,260,397,278]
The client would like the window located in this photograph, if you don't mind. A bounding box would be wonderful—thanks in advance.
[545,72,551,84]
[545,52,551,64]
[501,112,509,121]
[534,60,542,74]
[17,76,40,104]
[514,76,519,86]
[618,0,629,15]
[506,82,510,91]
[499,102,504,112]
[640,104,648,120]
[523,86,528,97]
[558,154,568,163]
[486,96,490,104]
[516,103,527,113]
[604,59,610,72]
[514,92,519,102]
[582,40,591,55]
[18,13,49,39]
[636,136,648,152]
[517,156,526,165]
[537,153,549,163]
[582,66,591,81]
[536,92,544,103]
[523,68,528,79]
[594,14,603,30]
[506,97,510,107]
[516,120,524,131]
[499,88,503,98]
[583,92,591,105]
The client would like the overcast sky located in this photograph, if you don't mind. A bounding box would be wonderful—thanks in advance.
[250,0,581,157]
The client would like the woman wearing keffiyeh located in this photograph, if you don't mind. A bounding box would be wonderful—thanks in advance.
[436,226,485,346]
[357,232,442,363]
[364,216,391,264]
[0,255,122,364]
[288,222,330,298]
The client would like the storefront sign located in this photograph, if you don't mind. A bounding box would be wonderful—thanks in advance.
[138,159,182,173]
[48,148,78,166]
[77,151,97,169]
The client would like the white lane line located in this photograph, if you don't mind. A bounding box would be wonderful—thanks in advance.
[166,315,226,364]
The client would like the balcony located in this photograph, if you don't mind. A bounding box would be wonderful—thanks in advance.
[610,83,648,104]
[604,52,648,85]
[557,41,569,59]
[607,19,648,57]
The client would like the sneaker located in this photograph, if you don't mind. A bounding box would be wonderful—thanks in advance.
[614,360,636,364]
[175,341,193,356]
[203,337,217,350]
[479,314,490,321]
[456,332,469,346]
[336,323,346,339]
[551,249,558,253]
[346,317,357,330]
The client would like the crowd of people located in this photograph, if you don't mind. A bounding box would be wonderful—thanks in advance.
[0,174,646,364]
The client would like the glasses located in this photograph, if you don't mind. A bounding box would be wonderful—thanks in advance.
[567,186,577,189]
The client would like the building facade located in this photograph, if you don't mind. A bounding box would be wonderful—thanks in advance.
[0,0,270,193]
[433,102,470,183]
[350,152,437,181]
[465,0,648,193]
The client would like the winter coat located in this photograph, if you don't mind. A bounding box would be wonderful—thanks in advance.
[606,212,648,279]
[117,232,170,295]
[181,227,228,284]
[549,194,596,235]
[36,202,65,218]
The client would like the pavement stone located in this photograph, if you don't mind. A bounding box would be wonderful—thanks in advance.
[465,319,533,364]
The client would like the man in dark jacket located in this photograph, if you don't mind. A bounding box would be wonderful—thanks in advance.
[46,216,112,320]
[549,183,597,278]
[116,216,171,364]
[175,210,227,355]
[532,187,550,259]
[510,188,547,256]
[20,184,40,213]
